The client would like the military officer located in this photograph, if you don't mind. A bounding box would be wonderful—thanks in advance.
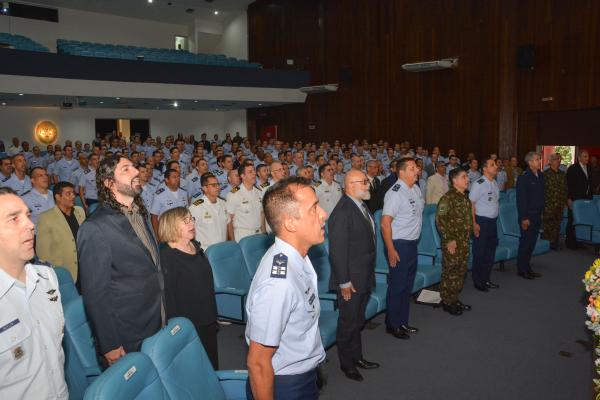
[138,163,156,211]
[21,167,55,226]
[542,153,567,250]
[0,187,68,399]
[3,154,32,195]
[53,145,81,185]
[469,158,501,291]
[226,164,265,242]
[78,153,100,212]
[0,155,13,186]
[246,177,327,400]
[466,159,481,191]
[150,169,189,235]
[189,173,230,250]
[28,146,47,169]
[185,158,209,200]
[314,163,343,217]
[436,168,473,315]
[381,157,424,339]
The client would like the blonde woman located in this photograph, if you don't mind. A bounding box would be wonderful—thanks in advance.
[158,206,219,369]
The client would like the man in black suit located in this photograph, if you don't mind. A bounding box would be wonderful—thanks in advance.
[380,159,399,199]
[365,160,384,213]
[77,156,164,367]
[566,150,592,249]
[328,169,379,382]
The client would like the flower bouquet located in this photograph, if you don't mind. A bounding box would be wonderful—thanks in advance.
[583,258,600,397]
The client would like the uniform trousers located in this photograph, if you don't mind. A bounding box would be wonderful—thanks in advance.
[542,207,563,244]
[517,213,541,273]
[385,239,417,328]
[471,215,498,286]
[234,227,260,242]
[246,368,318,400]
[336,291,370,371]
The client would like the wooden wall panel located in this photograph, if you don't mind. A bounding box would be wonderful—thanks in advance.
[248,0,600,160]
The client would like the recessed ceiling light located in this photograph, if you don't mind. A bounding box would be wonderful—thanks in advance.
[214,10,219,15]
[258,103,262,106]
[173,101,178,107]
[1,102,6,106]
[99,101,104,104]
[215,108,219,111]
[194,100,198,103]
[18,93,23,96]
[148,0,153,3]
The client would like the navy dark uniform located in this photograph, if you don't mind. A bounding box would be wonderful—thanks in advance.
[245,238,325,399]
[516,168,545,276]
[469,176,500,289]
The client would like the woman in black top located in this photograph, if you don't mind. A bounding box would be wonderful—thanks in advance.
[158,206,219,369]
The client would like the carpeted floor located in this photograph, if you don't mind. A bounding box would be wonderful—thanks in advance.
[218,247,598,400]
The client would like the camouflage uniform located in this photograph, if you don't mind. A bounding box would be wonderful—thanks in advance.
[542,167,567,245]
[436,187,473,305]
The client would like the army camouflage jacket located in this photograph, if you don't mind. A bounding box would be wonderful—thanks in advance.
[543,167,567,210]
[436,187,473,246]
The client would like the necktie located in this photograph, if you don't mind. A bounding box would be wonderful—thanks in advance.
[361,203,376,240]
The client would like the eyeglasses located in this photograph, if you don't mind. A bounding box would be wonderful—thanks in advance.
[350,179,369,185]
[205,183,220,188]
[183,216,196,224]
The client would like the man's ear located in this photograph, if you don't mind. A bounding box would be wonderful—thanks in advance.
[103,178,113,190]
[281,214,296,233]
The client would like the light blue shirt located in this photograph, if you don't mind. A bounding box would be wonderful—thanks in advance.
[78,169,98,200]
[149,186,189,216]
[4,173,32,196]
[141,183,156,211]
[382,179,424,240]
[22,188,54,225]
[469,175,499,218]
[28,156,47,169]
[245,237,325,375]
[185,170,203,199]
[54,158,80,184]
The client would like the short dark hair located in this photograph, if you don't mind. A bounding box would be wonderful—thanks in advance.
[238,161,253,177]
[0,187,17,196]
[53,181,74,199]
[256,163,267,174]
[397,157,415,171]
[30,166,45,176]
[201,173,217,187]
[166,160,179,170]
[449,168,466,186]
[263,177,313,235]
[318,163,328,177]
[164,168,179,180]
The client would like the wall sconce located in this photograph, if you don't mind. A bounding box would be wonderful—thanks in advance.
[34,120,58,144]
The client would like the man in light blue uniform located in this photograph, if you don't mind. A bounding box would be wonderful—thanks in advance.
[150,169,189,235]
[54,145,80,185]
[246,177,327,400]
[4,154,32,196]
[381,157,424,339]
[78,154,100,212]
[469,158,500,291]
[21,167,54,226]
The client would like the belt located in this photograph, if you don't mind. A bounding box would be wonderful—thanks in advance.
[392,238,418,244]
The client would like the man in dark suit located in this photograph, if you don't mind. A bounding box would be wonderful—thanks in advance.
[328,169,379,382]
[380,159,399,199]
[77,156,164,367]
[566,150,592,249]
[365,160,383,212]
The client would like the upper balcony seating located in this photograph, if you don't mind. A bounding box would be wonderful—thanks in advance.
[0,32,49,52]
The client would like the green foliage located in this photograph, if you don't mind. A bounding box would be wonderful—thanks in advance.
[554,146,573,165]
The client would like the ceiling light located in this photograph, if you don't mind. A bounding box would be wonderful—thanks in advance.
[215,108,219,111]
[148,0,153,3]
[99,101,104,104]
[18,93,23,96]
[1,102,6,106]
[194,100,198,103]
[214,10,219,15]
[173,101,178,107]
[258,103,262,106]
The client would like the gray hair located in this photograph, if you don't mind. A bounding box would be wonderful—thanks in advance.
[549,153,561,162]
[524,152,538,163]
[366,159,378,168]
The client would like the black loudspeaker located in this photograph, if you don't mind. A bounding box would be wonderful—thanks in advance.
[517,44,535,69]
[340,66,352,84]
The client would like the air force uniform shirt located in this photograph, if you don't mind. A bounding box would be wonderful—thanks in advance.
[314,180,342,217]
[0,263,68,399]
[185,170,203,199]
[54,158,81,185]
[212,167,228,185]
[189,195,229,250]
[150,186,189,217]
[141,183,156,211]
[467,170,482,191]
[28,156,47,169]
[382,179,424,240]
[469,176,500,218]
[3,173,32,196]
[245,237,326,375]
[21,189,55,226]
[78,169,98,200]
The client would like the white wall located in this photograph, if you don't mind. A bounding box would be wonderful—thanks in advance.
[0,106,233,146]
[0,7,189,51]
[214,13,248,60]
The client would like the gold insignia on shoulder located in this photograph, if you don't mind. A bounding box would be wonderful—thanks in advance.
[231,186,240,193]
[314,181,321,187]
[193,198,204,206]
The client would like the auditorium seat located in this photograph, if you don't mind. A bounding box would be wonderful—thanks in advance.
[205,241,252,323]
[572,199,600,249]
[560,207,568,237]
[83,353,168,400]
[0,32,49,52]
[319,310,339,349]
[239,233,275,279]
[506,188,517,204]
[496,222,518,260]
[373,210,390,276]
[63,297,102,399]
[54,266,79,305]
[87,202,100,216]
[56,39,261,68]
[141,317,247,400]
[498,202,550,255]
[307,240,338,311]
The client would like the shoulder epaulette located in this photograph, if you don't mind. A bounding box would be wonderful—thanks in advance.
[191,176,199,182]
[477,178,485,184]
[193,198,204,206]
[270,253,288,279]
[230,186,240,193]
[155,187,165,195]
[21,189,31,196]
[84,168,91,174]
[260,181,270,188]
[314,181,322,187]
[391,183,401,192]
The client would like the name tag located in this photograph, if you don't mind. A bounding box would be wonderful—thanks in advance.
[0,318,20,334]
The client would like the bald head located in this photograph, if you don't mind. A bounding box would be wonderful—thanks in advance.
[345,169,370,201]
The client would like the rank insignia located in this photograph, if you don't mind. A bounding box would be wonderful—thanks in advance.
[48,295,58,302]
[13,346,24,360]
[46,289,56,295]
[270,253,288,279]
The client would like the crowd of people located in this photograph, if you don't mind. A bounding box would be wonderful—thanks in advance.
[0,130,598,399]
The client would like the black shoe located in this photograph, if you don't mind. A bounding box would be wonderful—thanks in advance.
[485,281,500,289]
[529,271,542,278]
[442,303,463,315]
[517,271,534,280]
[474,284,489,292]
[401,324,419,334]
[385,326,410,339]
[455,300,472,311]
[356,359,380,370]
[342,368,363,381]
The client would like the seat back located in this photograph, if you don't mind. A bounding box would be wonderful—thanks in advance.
[423,203,437,216]
[426,212,442,259]
[498,202,520,237]
[63,297,102,378]
[83,353,168,400]
[373,210,389,274]
[418,211,437,261]
[308,240,331,295]
[141,317,226,400]
[54,266,79,305]
[239,234,275,278]
[506,188,517,204]
[205,241,251,291]
[573,200,600,230]
[87,202,100,216]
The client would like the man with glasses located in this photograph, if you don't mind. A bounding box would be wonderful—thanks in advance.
[189,173,230,250]
[314,163,342,217]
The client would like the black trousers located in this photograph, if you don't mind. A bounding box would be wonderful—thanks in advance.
[336,290,370,370]
[195,322,219,370]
